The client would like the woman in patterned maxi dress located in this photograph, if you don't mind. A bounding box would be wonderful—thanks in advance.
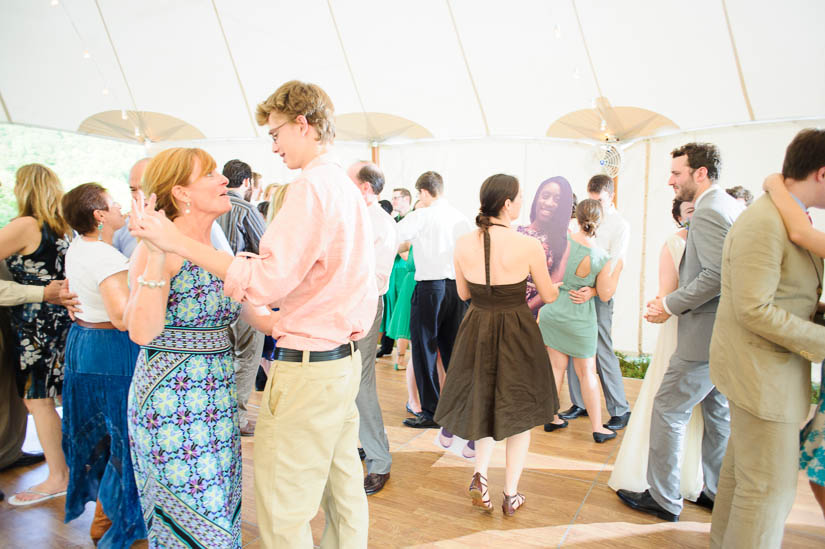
[125,148,277,548]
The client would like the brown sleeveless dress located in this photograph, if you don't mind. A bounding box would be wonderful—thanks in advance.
[434,228,559,441]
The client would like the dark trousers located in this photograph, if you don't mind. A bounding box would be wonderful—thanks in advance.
[409,279,467,420]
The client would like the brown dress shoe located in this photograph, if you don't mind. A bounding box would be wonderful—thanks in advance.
[364,473,390,495]
[240,421,256,437]
[90,499,112,545]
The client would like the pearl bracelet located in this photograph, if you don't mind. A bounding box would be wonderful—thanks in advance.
[137,275,166,289]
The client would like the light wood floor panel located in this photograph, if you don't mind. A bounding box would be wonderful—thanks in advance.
[1,356,823,548]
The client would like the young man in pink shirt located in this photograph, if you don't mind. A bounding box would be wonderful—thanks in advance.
[130,81,376,548]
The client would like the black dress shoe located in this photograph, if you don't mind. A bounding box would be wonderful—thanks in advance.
[558,405,588,420]
[604,411,631,430]
[593,431,617,443]
[616,489,679,522]
[543,419,568,432]
[693,491,714,511]
[364,472,390,495]
[358,447,366,461]
[403,415,438,429]
[0,451,45,471]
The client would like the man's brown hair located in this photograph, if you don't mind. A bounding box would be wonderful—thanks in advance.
[256,80,336,144]
[671,142,721,182]
[782,129,825,181]
[415,171,443,197]
[587,174,614,196]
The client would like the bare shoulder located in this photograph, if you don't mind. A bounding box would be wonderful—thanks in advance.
[4,216,38,233]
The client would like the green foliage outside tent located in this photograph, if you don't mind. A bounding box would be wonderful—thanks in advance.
[0,124,143,226]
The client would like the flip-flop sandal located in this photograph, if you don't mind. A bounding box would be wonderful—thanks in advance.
[8,489,67,507]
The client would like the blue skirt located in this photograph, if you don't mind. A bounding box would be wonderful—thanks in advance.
[62,324,146,548]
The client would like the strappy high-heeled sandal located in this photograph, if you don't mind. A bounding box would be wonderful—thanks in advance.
[468,472,493,513]
[501,492,526,516]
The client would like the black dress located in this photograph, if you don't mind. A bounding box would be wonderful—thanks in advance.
[7,224,71,399]
[434,229,559,441]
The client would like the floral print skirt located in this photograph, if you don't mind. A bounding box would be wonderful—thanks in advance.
[128,326,241,548]
[801,361,825,487]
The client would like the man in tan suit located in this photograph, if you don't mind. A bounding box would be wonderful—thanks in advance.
[710,128,825,548]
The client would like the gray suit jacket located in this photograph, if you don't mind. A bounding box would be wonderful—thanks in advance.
[665,186,744,362]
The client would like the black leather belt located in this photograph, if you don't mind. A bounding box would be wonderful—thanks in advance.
[272,343,352,363]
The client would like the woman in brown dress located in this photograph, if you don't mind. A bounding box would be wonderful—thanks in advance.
[435,174,560,516]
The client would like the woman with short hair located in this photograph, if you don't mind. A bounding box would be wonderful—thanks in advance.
[60,182,146,546]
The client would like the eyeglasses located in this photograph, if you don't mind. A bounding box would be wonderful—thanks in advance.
[269,121,289,144]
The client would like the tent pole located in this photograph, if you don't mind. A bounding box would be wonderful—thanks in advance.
[637,139,651,354]
[371,143,380,166]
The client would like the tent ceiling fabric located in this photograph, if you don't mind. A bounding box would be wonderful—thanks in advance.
[78,110,205,142]
[0,0,823,144]
[335,113,433,142]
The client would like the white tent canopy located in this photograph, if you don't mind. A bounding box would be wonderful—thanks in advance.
[2,0,824,142]
[2,1,825,354]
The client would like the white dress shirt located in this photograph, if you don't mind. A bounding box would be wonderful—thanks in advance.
[396,198,473,281]
[595,203,630,260]
[368,201,398,295]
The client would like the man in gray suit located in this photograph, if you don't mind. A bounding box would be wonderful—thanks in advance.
[617,142,743,521]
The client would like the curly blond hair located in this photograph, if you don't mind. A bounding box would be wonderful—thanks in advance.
[255,81,335,144]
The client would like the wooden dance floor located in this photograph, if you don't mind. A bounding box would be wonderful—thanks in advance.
[2,356,824,548]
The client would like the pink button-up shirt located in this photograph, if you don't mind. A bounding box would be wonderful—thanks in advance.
[224,152,377,351]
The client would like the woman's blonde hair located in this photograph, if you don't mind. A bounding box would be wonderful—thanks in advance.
[255,81,336,144]
[267,184,290,224]
[142,148,216,220]
[14,164,70,237]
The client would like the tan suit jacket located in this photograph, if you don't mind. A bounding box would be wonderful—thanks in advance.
[710,195,825,424]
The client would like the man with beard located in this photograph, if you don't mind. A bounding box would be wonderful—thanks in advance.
[617,143,743,522]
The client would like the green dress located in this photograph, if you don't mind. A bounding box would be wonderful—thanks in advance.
[381,253,410,334]
[538,236,609,358]
[387,247,416,340]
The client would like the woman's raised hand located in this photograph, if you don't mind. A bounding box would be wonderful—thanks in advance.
[130,191,180,254]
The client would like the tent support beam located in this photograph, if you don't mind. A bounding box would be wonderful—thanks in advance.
[92,0,145,135]
[326,0,378,141]
[572,0,604,99]
[637,139,651,354]
[210,0,258,136]
[721,0,755,121]
[0,89,12,123]
[446,0,490,136]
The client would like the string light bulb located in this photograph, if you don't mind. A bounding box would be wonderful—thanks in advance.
[600,119,607,131]
[101,88,109,96]
[134,127,140,137]
[554,24,561,39]
[83,50,90,59]
[121,109,128,120]
[50,0,59,6]
[573,67,581,80]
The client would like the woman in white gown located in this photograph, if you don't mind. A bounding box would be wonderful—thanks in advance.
[608,198,705,501]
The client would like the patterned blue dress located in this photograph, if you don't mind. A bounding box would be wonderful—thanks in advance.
[128,260,242,548]
[801,361,825,487]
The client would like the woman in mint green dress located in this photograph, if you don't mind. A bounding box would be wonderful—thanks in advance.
[538,199,623,443]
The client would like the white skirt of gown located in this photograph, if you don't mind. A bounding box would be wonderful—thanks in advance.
[607,237,704,501]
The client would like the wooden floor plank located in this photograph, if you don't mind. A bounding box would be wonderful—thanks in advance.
[1,356,823,547]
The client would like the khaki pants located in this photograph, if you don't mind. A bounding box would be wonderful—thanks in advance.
[710,402,798,548]
[254,346,368,549]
